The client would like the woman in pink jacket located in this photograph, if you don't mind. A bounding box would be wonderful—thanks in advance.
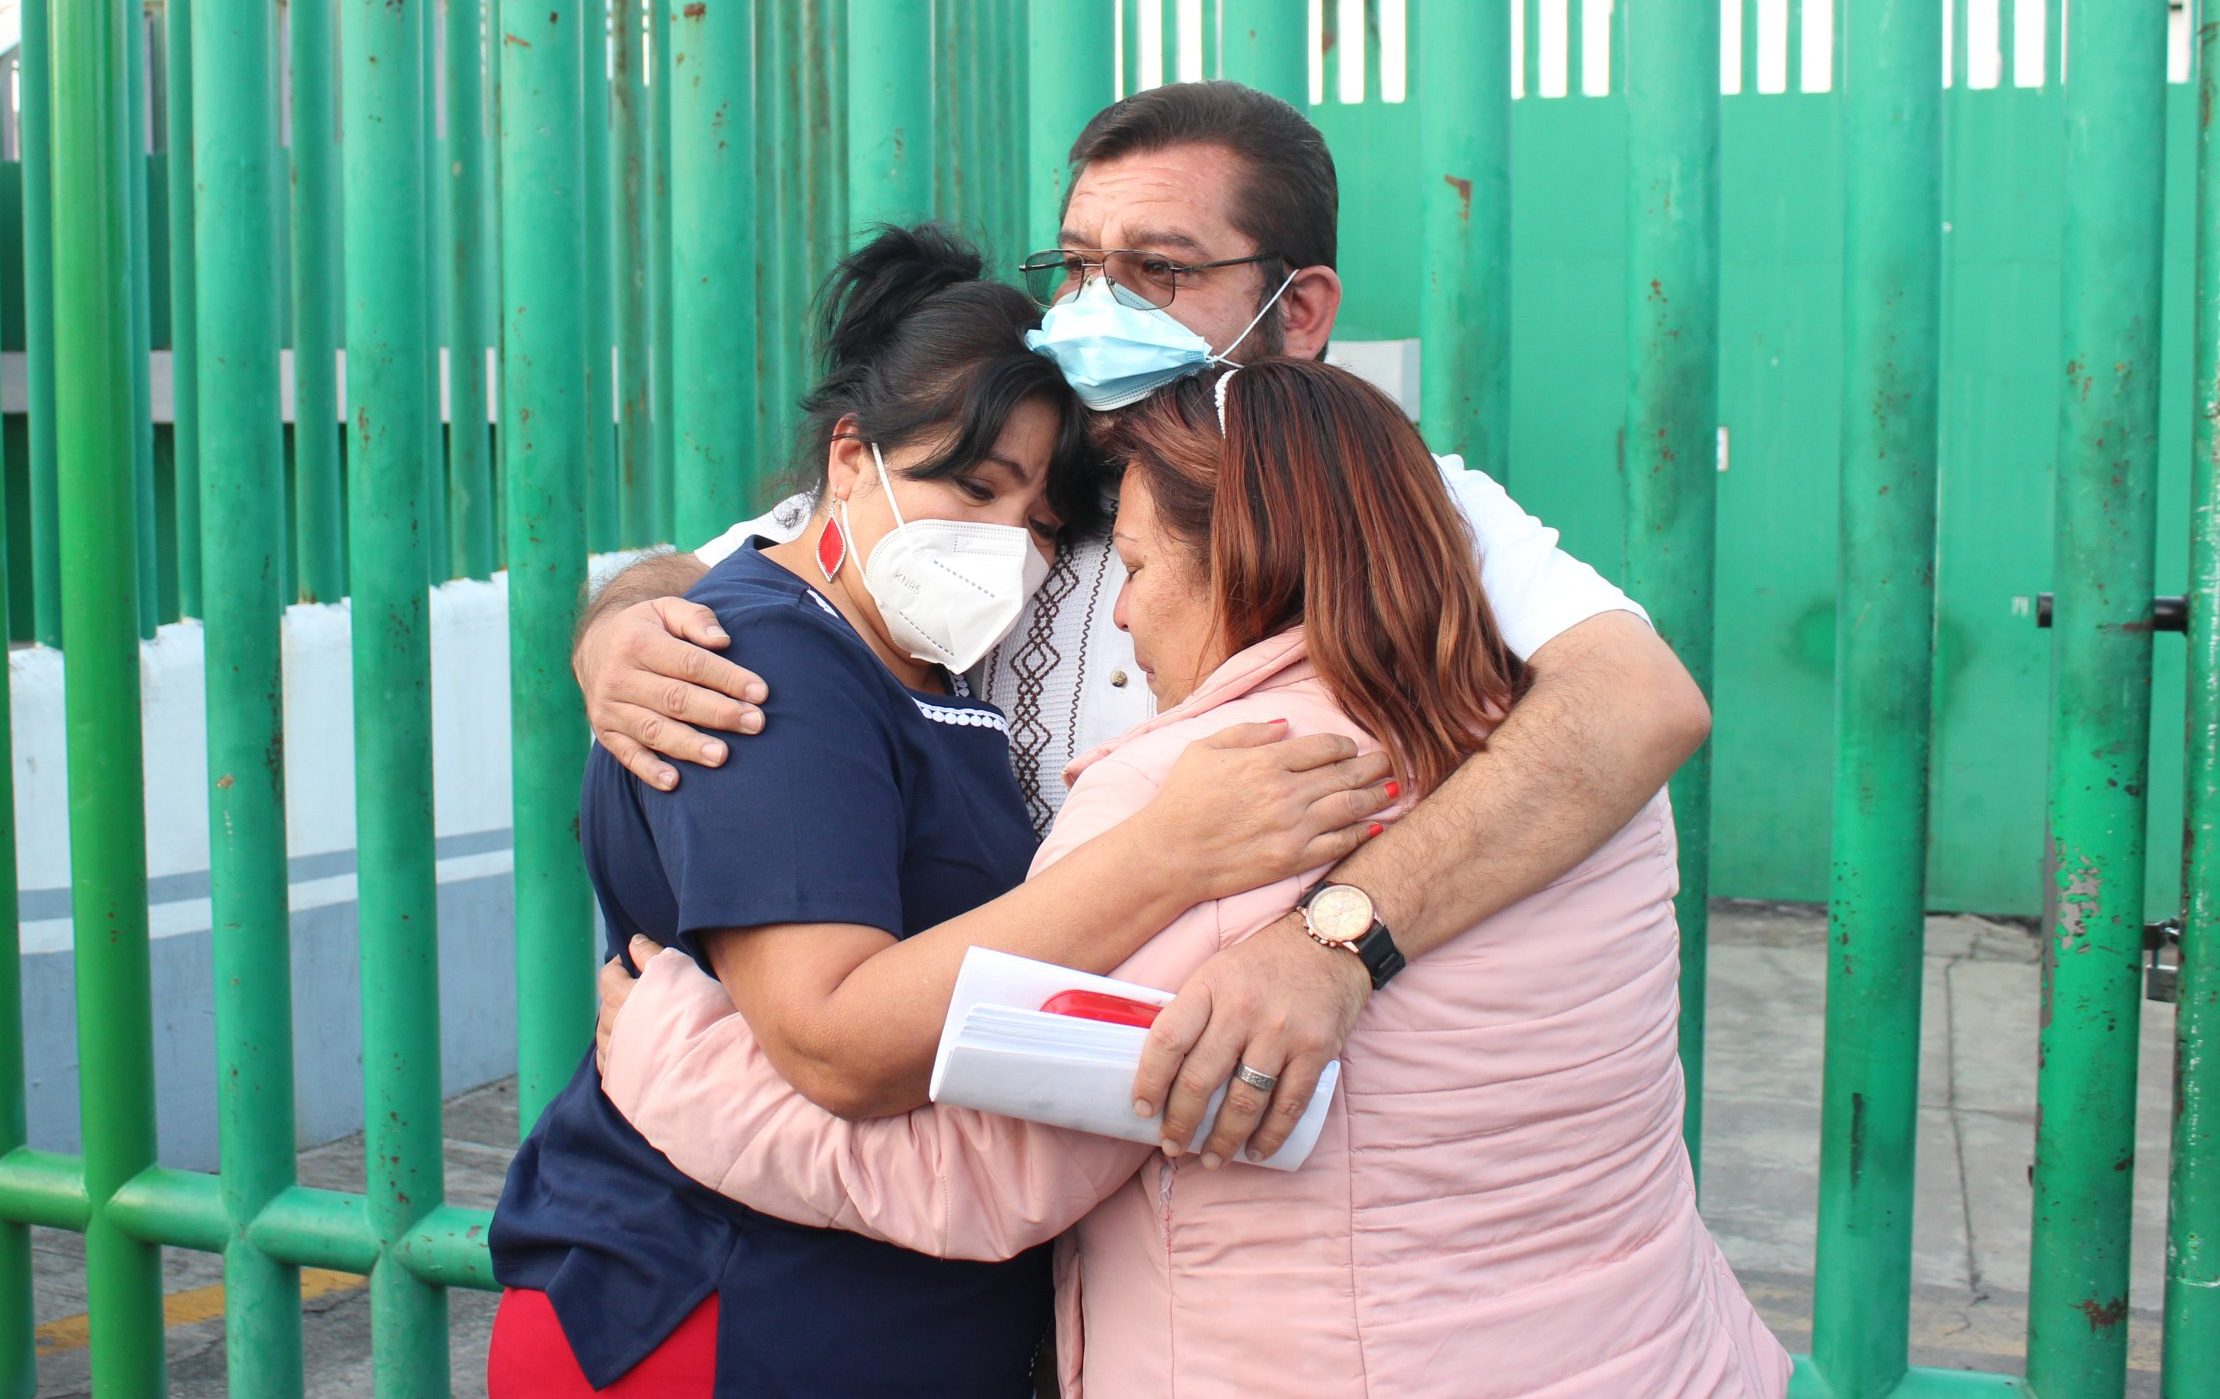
[601,360,1790,1397]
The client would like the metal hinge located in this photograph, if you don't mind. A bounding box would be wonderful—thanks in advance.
[2146,920,2182,1003]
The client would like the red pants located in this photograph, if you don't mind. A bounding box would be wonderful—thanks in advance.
[487,1286,719,1396]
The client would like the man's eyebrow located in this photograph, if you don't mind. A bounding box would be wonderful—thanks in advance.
[1121,226,1214,260]
[1057,227,1215,260]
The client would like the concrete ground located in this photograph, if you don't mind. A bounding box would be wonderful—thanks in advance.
[23,902,2174,1395]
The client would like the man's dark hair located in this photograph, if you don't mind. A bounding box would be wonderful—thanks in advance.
[1065,81,1339,281]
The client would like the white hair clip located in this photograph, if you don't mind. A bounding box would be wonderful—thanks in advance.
[1214,367,1240,432]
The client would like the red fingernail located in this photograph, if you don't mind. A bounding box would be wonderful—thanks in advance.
[1385,781,1401,800]
[1367,822,1384,838]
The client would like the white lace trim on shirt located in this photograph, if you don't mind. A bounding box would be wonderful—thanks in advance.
[912,699,1009,734]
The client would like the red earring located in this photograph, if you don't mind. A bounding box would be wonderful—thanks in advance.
[817,513,848,581]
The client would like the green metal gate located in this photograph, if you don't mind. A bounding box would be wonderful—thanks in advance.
[9,1,2220,1395]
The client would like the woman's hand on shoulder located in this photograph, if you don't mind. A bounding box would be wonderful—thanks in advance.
[1145,721,1396,902]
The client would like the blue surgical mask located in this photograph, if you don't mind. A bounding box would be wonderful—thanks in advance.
[1025,269,1297,411]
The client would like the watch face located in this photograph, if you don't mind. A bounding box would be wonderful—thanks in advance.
[1308,884,1375,944]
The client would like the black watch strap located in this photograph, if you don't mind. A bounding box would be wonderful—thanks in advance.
[1351,922,1406,991]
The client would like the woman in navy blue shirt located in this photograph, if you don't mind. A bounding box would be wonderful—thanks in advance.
[488,226,1386,1397]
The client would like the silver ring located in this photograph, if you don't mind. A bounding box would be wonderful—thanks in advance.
[1232,1062,1279,1094]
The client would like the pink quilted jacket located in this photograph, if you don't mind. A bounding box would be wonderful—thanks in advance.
[601,627,1791,1398]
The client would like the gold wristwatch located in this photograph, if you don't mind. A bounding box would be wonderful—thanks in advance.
[1296,882,1406,990]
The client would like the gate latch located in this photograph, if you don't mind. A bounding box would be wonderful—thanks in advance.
[2146,920,2183,1003]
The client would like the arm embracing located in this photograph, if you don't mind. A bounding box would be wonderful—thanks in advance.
[603,949,1152,1261]
[1345,609,1707,952]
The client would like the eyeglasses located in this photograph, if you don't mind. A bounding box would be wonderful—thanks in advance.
[1016,247,1284,310]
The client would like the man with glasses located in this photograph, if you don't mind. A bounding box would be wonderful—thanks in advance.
[575,81,1710,1169]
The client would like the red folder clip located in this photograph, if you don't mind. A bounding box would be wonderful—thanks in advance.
[1039,989,1162,1029]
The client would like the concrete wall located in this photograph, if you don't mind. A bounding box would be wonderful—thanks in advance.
[7,571,604,1171]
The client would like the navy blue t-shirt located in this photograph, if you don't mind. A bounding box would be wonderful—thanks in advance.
[490,541,1051,1397]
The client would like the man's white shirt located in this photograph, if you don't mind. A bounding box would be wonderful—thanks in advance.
[693,458,1646,834]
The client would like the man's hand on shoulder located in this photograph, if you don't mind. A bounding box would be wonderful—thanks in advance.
[1130,916,1370,1169]
[574,551,769,790]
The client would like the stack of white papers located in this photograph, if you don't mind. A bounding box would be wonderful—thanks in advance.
[928,948,1339,1172]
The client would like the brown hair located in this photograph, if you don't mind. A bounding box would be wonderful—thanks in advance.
[1098,361,1527,797]
[1065,80,1338,280]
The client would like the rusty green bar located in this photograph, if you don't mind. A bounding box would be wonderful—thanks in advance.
[1808,1,1943,1395]
[1621,0,1720,1180]
[650,0,675,542]
[161,0,201,618]
[847,0,932,238]
[1220,0,1306,106]
[2025,7,2168,1396]
[53,0,167,1389]
[449,0,498,579]
[1416,0,1509,483]
[2169,7,2220,1390]
[191,0,308,1387]
[338,0,451,1385]
[23,0,61,645]
[1026,0,1114,249]
[501,0,598,1129]
[291,0,345,603]
[670,0,758,543]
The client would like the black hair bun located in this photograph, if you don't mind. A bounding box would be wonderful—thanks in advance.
[818,223,987,373]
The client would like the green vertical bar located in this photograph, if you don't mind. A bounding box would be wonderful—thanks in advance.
[128,1,159,638]
[1521,0,1539,101]
[814,0,848,283]
[650,0,675,543]
[1948,0,1967,92]
[1220,0,1307,107]
[670,0,758,544]
[1416,0,1508,482]
[1622,0,1720,1181]
[847,0,933,239]
[1001,0,1031,268]
[760,0,801,464]
[339,0,449,1386]
[190,0,306,1389]
[23,0,62,647]
[0,71,30,1399]
[1027,0,1115,250]
[2045,0,2062,88]
[420,0,449,585]
[2026,7,2168,1397]
[613,0,655,547]
[1782,0,1798,93]
[502,0,598,1129]
[1120,0,1141,95]
[1810,2,1942,1396]
[1565,0,1584,96]
[450,0,497,579]
[291,0,345,603]
[163,0,201,618]
[584,0,619,556]
[53,0,166,1391]
[1737,0,1756,95]
[2171,6,2220,1388]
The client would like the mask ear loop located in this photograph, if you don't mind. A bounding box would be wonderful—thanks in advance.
[868,442,909,531]
[1207,267,1300,368]
[1214,367,1240,433]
